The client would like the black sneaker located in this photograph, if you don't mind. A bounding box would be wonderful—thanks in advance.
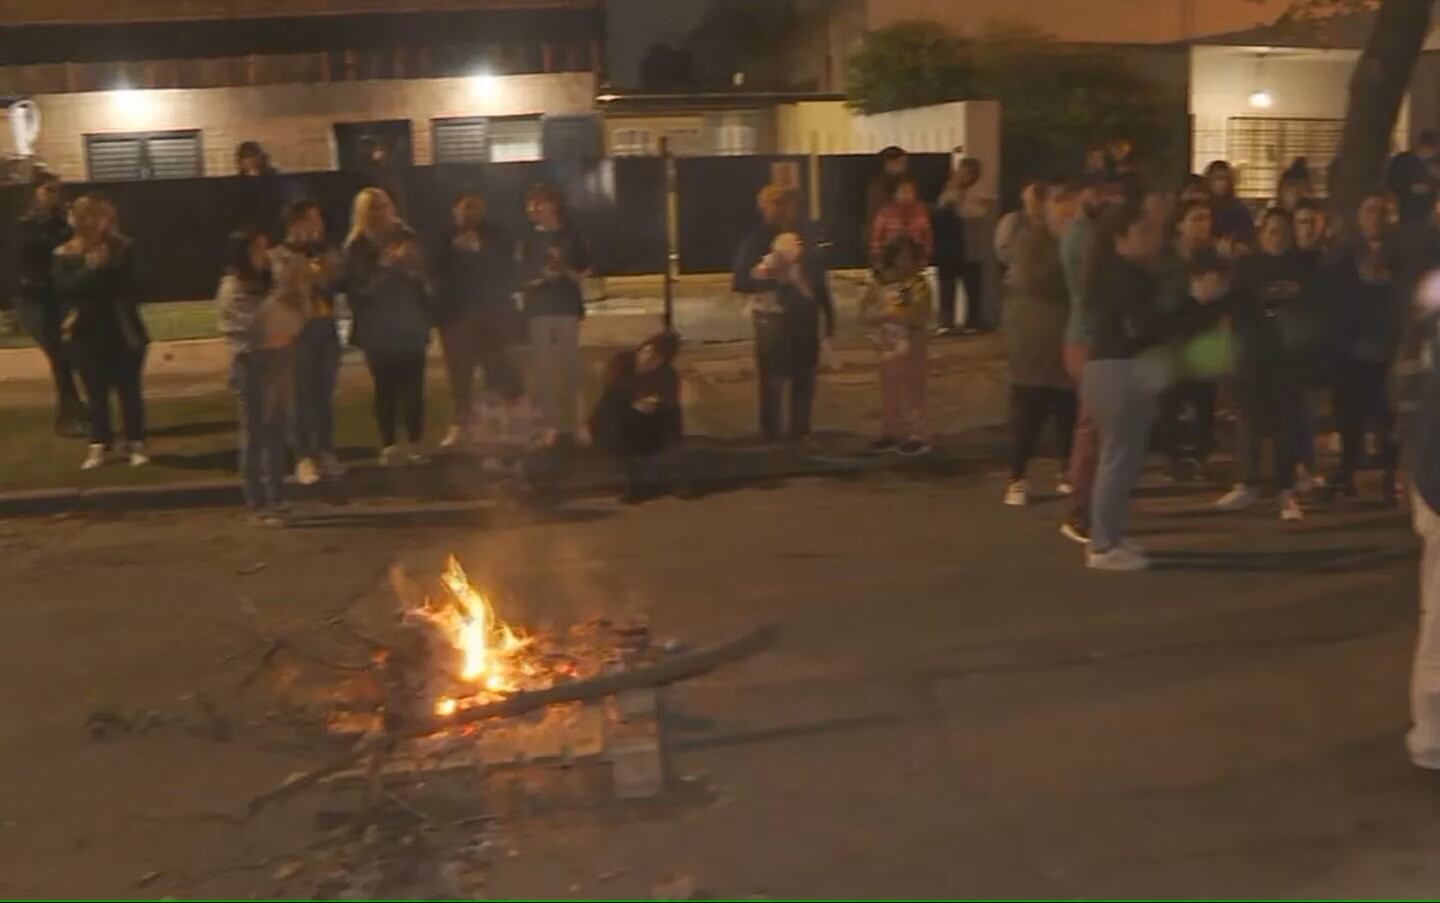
[897,439,932,457]
[869,436,901,454]
[1059,516,1090,545]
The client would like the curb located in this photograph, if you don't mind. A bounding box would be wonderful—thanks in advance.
[0,434,1007,519]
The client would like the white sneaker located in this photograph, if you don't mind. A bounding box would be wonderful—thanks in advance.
[1087,544,1151,572]
[1004,479,1028,507]
[127,442,150,468]
[1213,484,1258,512]
[1056,481,1074,497]
[294,457,321,486]
[81,443,106,471]
[318,452,344,479]
[379,445,405,467]
[440,425,463,450]
[1280,491,1305,522]
[404,443,431,466]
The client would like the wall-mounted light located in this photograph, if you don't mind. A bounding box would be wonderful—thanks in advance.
[108,87,156,122]
[468,72,502,104]
[1248,89,1274,109]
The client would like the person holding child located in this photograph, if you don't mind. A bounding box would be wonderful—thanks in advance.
[861,236,933,457]
[732,185,835,442]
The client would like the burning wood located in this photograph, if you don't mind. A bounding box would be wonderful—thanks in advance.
[244,555,777,818]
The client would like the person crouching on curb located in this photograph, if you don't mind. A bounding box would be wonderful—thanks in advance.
[590,331,686,502]
[861,236,933,456]
[217,229,305,527]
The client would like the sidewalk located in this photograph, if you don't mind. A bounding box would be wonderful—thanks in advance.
[0,332,1012,516]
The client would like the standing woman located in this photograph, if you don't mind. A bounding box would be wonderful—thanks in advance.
[1081,201,1169,572]
[433,190,517,448]
[1213,208,1314,522]
[343,187,433,466]
[17,171,85,436]
[518,183,590,448]
[53,194,149,471]
[217,229,304,524]
[732,185,835,441]
[1002,182,1079,506]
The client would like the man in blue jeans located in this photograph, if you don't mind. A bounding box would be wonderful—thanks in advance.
[271,199,343,485]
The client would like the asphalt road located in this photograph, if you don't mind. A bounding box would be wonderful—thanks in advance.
[0,461,1434,897]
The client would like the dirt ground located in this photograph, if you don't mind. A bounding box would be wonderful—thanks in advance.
[3,454,1438,897]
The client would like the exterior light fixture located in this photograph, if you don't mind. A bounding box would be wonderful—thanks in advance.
[108,87,155,121]
[1248,89,1274,109]
[469,73,502,104]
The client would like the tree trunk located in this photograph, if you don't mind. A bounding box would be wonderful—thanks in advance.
[1329,0,1434,227]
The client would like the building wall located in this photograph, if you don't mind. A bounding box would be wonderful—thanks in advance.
[868,0,1288,44]
[1189,45,1408,189]
[0,0,592,24]
[851,100,1002,197]
[776,100,855,154]
[28,72,594,180]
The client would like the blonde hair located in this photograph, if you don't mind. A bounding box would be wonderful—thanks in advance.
[345,187,399,247]
[69,193,117,238]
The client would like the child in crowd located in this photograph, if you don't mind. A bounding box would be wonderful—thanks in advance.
[590,331,685,502]
[861,236,933,456]
[217,229,305,526]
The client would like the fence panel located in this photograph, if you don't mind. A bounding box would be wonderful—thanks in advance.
[675,155,811,275]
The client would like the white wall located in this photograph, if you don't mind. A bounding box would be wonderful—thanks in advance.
[851,100,1001,197]
[29,72,595,180]
[775,100,854,155]
[1190,45,1408,188]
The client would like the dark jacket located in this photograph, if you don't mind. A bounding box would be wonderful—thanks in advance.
[930,198,968,268]
[431,223,516,327]
[1329,240,1407,367]
[589,349,683,458]
[732,223,836,371]
[343,228,432,355]
[1211,196,1256,245]
[518,224,590,319]
[1002,225,1070,388]
[1388,151,1437,225]
[52,236,148,358]
[1232,250,1319,376]
[1085,254,1167,362]
[17,209,70,300]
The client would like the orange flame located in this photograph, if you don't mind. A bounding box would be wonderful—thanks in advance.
[426,556,531,715]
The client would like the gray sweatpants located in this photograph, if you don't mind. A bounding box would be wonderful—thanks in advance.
[528,314,581,435]
[1411,490,1440,768]
[1082,358,1158,553]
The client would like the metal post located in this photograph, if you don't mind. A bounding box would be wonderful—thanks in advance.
[661,136,677,332]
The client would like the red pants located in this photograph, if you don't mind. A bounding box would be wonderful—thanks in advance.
[880,332,930,440]
[1064,342,1098,514]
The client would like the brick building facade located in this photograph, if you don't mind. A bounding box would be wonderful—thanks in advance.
[0,0,604,181]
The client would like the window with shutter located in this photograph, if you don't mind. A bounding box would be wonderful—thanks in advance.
[432,117,490,165]
[488,117,542,163]
[144,132,203,179]
[84,130,202,182]
[541,114,602,161]
[85,136,145,181]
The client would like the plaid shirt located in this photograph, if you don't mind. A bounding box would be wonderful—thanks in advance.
[870,201,934,265]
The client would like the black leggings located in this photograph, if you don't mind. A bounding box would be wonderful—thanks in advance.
[1010,385,1077,481]
[1334,360,1396,487]
[75,348,146,446]
[365,351,426,447]
[1157,380,1218,464]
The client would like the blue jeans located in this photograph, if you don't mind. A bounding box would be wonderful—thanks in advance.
[235,347,297,511]
[293,319,339,459]
[1083,358,1159,554]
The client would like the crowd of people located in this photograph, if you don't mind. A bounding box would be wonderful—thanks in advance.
[995,146,1435,572]
[12,136,1440,549]
[14,159,699,524]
